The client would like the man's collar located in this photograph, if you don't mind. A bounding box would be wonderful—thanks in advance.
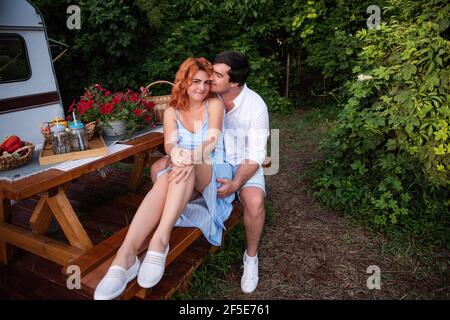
[232,83,247,107]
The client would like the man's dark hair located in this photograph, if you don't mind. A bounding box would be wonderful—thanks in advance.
[214,51,251,86]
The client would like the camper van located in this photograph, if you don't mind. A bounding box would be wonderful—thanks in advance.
[0,0,65,145]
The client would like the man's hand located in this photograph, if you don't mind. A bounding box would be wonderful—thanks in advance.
[217,178,238,198]
[168,165,194,184]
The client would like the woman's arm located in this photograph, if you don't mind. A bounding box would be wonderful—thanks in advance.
[192,98,224,164]
[163,107,177,155]
[163,107,192,166]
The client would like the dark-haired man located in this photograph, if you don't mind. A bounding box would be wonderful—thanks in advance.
[151,51,269,294]
[210,51,269,294]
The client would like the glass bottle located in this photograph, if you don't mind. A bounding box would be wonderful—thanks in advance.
[50,124,70,154]
[69,121,88,151]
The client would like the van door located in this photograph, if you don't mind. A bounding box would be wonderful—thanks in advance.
[0,0,65,145]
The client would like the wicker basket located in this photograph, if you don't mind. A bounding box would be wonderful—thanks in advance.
[144,80,174,124]
[0,139,35,171]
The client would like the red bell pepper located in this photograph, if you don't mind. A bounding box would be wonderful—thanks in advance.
[1,135,23,153]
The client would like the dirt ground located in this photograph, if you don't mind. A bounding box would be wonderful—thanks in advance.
[218,109,449,300]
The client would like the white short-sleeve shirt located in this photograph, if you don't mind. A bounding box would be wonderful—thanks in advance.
[223,84,270,166]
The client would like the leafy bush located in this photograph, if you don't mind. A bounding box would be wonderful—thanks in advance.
[289,0,386,83]
[313,0,450,247]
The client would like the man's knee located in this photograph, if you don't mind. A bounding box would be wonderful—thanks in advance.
[240,188,265,219]
[150,156,169,183]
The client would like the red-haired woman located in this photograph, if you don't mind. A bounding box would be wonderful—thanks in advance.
[94,57,235,300]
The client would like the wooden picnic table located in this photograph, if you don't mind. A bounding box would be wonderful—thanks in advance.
[0,132,164,266]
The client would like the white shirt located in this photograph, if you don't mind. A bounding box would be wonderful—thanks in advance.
[222,84,270,166]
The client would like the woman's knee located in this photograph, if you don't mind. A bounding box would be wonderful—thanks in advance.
[151,156,170,183]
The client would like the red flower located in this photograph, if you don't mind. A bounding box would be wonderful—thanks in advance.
[134,108,143,117]
[129,93,139,102]
[143,101,156,110]
[68,100,76,113]
[100,103,114,115]
[143,114,151,123]
[112,97,121,105]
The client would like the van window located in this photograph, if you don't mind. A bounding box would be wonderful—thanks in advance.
[0,35,31,83]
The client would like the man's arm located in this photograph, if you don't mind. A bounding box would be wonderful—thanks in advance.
[232,160,259,189]
[217,103,269,198]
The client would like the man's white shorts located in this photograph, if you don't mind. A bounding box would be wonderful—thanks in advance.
[231,165,266,198]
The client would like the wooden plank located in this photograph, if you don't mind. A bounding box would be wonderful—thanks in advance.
[0,198,13,264]
[107,204,243,300]
[128,152,149,192]
[0,222,84,265]
[262,156,272,168]
[47,187,93,251]
[0,261,89,300]
[29,196,54,234]
[63,227,130,277]
[39,134,108,165]
[79,226,202,297]
[139,205,244,300]
[0,132,163,201]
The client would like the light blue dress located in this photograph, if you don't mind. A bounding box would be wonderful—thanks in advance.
[156,101,235,246]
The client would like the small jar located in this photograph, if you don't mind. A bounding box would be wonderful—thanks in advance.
[69,121,88,151]
[51,124,70,154]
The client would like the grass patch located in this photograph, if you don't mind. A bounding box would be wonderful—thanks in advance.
[172,200,276,299]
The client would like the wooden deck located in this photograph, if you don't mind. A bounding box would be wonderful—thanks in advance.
[0,167,241,299]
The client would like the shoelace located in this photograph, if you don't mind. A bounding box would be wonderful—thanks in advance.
[242,260,258,280]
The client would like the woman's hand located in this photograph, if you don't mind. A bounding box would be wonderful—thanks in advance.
[168,164,194,184]
[170,146,193,167]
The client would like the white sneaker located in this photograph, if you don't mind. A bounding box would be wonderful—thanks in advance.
[137,245,169,288]
[94,257,140,300]
[241,251,259,294]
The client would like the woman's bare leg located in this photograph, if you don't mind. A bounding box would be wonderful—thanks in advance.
[193,163,212,193]
[151,156,201,200]
[150,156,170,184]
[148,167,196,253]
[111,172,170,269]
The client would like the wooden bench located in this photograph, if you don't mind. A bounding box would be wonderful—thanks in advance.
[62,201,243,300]
[62,154,271,300]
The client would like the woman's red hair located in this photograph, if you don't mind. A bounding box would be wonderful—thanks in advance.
[169,57,213,110]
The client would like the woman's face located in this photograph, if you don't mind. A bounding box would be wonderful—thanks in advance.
[187,70,211,103]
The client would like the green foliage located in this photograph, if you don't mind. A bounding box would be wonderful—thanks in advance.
[36,0,292,113]
[289,0,386,83]
[313,0,450,247]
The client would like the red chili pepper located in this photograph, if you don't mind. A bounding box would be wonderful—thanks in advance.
[1,135,23,153]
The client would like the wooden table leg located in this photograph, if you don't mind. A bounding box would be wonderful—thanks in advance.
[29,183,71,234]
[0,197,13,264]
[128,152,149,192]
[29,193,54,234]
[46,185,93,251]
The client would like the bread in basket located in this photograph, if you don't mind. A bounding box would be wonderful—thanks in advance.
[0,138,35,171]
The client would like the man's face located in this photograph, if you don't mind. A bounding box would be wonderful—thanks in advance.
[211,63,233,94]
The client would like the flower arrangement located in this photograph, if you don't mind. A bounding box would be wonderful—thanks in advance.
[67,84,156,134]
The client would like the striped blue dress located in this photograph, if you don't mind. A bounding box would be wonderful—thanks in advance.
[156,101,235,246]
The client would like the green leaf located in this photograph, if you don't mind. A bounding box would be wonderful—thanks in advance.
[401,64,417,80]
